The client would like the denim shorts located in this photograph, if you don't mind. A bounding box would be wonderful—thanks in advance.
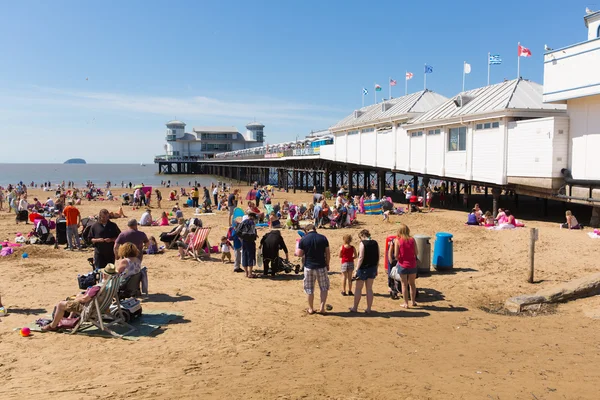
[355,266,377,281]
[399,267,417,275]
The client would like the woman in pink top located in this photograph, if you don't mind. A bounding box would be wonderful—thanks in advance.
[394,224,418,309]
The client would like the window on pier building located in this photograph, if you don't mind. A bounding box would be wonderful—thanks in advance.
[347,130,359,135]
[475,121,500,130]
[427,129,441,135]
[361,127,374,133]
[410,131,423,137]
[448,127,467,151]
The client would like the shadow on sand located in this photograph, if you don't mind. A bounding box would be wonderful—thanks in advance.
[143,293,195,303]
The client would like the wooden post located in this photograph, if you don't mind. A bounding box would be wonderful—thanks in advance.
[528,228,538,283]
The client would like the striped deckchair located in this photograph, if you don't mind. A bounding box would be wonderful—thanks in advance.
[187,227,211,262]
[71,274,135,338]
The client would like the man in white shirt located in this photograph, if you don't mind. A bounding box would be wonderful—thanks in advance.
[212,186,219,208]
[45,197,55,208]
[139,209,153,226]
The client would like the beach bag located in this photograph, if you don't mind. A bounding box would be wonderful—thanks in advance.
[57,317,80,329]
[389,265,402,282]
[78,271,98,290]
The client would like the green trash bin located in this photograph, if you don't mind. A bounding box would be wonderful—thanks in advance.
[413,234,431,274]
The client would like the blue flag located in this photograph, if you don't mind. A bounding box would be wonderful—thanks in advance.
[424,65,433,74]
[362,88,368,95]
[489,54,502,65]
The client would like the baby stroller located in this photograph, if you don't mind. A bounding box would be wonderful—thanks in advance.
[265,256,302,276]
[121,193,131,206]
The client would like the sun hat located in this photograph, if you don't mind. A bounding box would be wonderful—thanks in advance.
[101,263,117,275]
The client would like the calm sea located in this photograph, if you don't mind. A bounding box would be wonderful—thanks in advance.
[0,164,220,187]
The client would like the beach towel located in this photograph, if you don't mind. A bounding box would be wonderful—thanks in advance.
[588,232,600,239]
[364,199,382,215]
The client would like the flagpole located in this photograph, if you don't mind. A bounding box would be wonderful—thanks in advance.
[374,83,376,104]
[517,42,520,79]
[389,77,391,99]
[405,71,408,95]
[362,88,364,108]
[487,52,490,86]
[462,61,466,92]
[424,64,427,90]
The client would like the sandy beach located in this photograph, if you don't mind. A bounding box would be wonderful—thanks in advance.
[1,185,599,399]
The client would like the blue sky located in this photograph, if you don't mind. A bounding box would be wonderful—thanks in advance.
[0,0,591,163]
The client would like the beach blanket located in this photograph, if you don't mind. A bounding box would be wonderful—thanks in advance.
[364,199,382,215]
[588,232,600,239]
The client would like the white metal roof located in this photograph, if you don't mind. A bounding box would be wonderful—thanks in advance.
[193,126,239,134]
[166,120,186,126]
[410,79,566,125]
[330,90,448,131]
[246,122,265,128]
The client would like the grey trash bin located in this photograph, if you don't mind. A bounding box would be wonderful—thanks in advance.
[413,234,431,274]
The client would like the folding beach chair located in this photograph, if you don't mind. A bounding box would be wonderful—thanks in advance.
[71,275,135,338]
[187,227,212,261]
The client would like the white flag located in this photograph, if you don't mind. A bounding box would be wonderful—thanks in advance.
[464,62,471,74]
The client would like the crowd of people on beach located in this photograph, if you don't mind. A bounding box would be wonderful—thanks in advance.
[0,177,588,322]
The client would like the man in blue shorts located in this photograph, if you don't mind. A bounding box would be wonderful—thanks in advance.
[297,224,330,314]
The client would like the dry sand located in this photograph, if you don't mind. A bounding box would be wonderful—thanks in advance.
[0,186,599,399]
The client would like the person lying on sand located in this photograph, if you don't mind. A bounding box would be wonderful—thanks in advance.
[108,207,127,219]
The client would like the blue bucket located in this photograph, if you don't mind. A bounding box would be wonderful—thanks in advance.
[432,232,453,270]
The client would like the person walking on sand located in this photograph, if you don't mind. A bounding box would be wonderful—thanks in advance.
[349,229,379,313]
[155,189,162,209]
[297,224,330,315]
[339,234,356,296]
[394,224,418,308]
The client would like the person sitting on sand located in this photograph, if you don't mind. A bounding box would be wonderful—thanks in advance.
[42,263,117,332]
[246,201,264,222]
[466,208,480,226]
[145,236,159,254]
[561,210,582,229]
[495,208,506,224]
[158,211,169,226]
[268,211,281,228]
[139,209,153,226]
[474,203,483,222]
[483,211,495,227]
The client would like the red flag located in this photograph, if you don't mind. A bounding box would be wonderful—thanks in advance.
[518,44,532,57]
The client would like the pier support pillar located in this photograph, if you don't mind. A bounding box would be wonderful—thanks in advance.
[293,170,297,193]
[377,171,385,199]
[492,188,501,218]
[393,173,397,192]
[543,198,548,217]
[590,207,600,228]
[348,169,353,195]
[363,171,369,193]
[324,169,330,193]
[484,186,488,198]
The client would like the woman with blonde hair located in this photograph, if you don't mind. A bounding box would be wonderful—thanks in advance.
[394,223,418,308]
[116,242,142,279]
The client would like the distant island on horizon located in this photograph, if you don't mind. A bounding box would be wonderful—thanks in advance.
[64,158,87,164]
